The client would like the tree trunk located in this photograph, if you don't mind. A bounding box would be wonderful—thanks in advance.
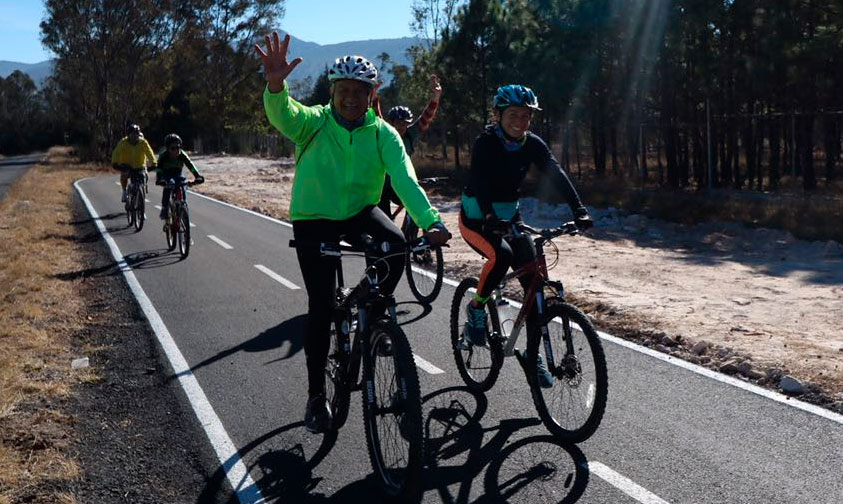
[769,118,781,190]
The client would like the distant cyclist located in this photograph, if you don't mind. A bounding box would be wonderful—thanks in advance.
[255,32,451,433]
[154,133,204,219]
[374,74,442,216]
[111,124,156,202]
[458,84,593,384]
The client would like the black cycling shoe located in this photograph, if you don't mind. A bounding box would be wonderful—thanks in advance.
[304,394,332,434]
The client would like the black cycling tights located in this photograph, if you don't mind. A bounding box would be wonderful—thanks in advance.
[293,205,404,398]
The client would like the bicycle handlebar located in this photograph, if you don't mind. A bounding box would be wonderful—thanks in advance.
[289,235,432,257]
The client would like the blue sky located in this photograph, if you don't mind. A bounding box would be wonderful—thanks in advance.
[0,0,417,64]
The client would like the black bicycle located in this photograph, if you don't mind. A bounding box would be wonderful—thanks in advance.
[159,177,199,259]
[450,221,608,443]
[389,177,447,304]
[123,167,147,232]
[289,236,428,502]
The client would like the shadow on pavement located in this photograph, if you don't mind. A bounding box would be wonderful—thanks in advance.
[393,300,434,326]
[421,386,589,503]
[197,385,590,503]
[176,314,307,379]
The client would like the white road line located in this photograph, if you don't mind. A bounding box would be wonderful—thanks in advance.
[145,198,150,203]
[207,235,233,250]
[188,190,293,228]
[254,264,300,290]
[74,179,264,504]
[114,180,120,186]
[499,296,843,425]
[191,183,843,425]
[413,353,445,374]
[590,462,671,504]
[154,205,162,210]
[189,222,196,228]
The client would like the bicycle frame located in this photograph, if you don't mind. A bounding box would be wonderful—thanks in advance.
[485,228,569,358]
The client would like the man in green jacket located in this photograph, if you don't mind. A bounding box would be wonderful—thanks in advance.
[255,32,450,433]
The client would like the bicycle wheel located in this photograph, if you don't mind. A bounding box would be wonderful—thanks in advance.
[450,278,503,392]
[404,221,444,304]
[125,184,134,226]
[325,312,352,431]
[362,319,423,502]
[133,187,145,232]
[165,207,177,251]
[177,206,191,258]
[526,302,608,443]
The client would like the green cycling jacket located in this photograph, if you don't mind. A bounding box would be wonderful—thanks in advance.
[263,83,440,229]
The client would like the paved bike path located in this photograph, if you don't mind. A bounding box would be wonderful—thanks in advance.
[77,174,843,504]
[0,153,42,201]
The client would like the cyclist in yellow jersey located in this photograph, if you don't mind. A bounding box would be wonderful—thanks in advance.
[111,124,156,202]
[256,32,450,433]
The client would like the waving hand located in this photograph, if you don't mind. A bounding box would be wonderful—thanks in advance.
[254,32,303,93]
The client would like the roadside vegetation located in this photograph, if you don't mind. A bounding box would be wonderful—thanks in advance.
[0,147,102,503]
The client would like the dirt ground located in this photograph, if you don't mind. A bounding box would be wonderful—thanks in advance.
[191,154,843,410]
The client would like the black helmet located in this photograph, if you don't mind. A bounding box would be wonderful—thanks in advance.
[164,133,182,148]
[386,106,413,123]
[126,123,141,135]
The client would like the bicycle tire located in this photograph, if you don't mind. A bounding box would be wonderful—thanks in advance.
[526,302,608,443]
[165,208,177,251]
[325,312,352,431]
[450,277,504,392]
[403,221,444,304]
[362,319,423,502]
[125,184,134,227]
[177,206,191,258]
[133,187,145,232]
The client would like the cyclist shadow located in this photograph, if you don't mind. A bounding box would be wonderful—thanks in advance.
[392,300,434,326]
[422,386,590,503]
[179,315,306,378]
[123,249,184,268]
[51,248,178,281]
[196,420,341,503]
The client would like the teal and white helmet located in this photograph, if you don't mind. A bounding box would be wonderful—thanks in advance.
[328,55,379,87]
[493,84,541,111]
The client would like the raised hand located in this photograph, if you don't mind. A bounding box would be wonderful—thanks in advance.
[429,74,442,102]
[254,32,303,93]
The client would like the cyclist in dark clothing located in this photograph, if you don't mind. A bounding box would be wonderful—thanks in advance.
[155,134,203,219]
[458,85,592,379]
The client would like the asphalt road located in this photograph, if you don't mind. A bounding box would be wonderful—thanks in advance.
[0,153,41,200]
[76,174,843,504]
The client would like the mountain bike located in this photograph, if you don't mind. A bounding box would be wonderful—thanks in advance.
[289,236,428,502]
[159,176,200,259]
[123,167,147,232]
[388,177,446,304]
[449,221,608,442]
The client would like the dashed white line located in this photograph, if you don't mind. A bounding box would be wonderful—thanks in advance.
[189,222,196,228]
[154,205,162,210]
[413,354,445,374]
[207,235,233,250]
[145,198,150,203]
[75,179,264,503]
[254,264,300,290]
[590,462,671,504]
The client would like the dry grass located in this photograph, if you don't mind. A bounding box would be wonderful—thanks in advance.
[0,146,101,503]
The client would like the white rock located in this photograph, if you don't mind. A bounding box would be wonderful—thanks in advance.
[71,357,90,370]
